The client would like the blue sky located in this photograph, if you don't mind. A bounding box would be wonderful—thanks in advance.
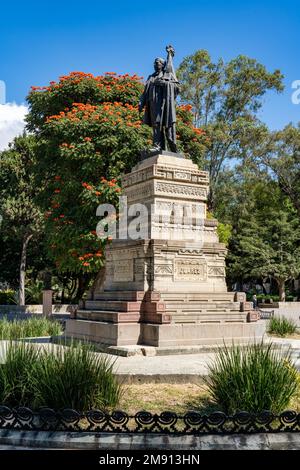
[0,0,299,148]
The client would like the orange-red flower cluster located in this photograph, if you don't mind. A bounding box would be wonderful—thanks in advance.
[82,182,93,190]
[192,127,205,136]
[46,101,141,129]
[31,71,144,96]
[178,104,193,112]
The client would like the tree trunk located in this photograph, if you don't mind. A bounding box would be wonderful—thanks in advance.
[76,274,92,301]
[276,279,286,302]
[19,234,33,306]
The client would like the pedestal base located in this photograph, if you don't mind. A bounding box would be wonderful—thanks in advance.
[65,153,262,352]
[65,317,265,350]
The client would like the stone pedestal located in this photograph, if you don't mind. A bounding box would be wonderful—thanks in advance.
[66,152,262,351]
[42,289,53,317]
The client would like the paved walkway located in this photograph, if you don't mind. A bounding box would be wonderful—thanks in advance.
[113,351,216,382]
[1,336,300,383]
[111,337,300,383]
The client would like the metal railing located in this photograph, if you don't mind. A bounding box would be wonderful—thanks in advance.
[0,407,299,434]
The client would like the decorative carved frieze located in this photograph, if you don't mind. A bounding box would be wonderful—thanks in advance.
[124,182,153,201]
[154,265,173,275]
[173,171,191,181]
[122,168,154,187]
[179,249,203,255]
[208,266,226,277]
[122,163,209,188]
[155,182,207,198]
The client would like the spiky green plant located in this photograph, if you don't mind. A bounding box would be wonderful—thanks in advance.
[268,316,297,337]
[0,341,40,406]
[33,342,121,410]
[204,341,298,414]
[0,316,62,339]
[0,341,121,411]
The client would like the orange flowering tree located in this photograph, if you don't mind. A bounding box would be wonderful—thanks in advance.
[27,71,208,294]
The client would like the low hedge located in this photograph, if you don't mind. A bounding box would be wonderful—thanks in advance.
[0,290,16,305]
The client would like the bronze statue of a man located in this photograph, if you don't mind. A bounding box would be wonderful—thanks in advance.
[139,45,180,153]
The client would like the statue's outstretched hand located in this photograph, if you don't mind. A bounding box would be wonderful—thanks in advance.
[166,45,175,56]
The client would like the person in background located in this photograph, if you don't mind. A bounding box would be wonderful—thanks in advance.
[252,294,258,309]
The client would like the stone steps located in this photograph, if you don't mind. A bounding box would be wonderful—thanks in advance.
[172,313,246,323]
[93,291,160,301]
[85,300,142,312]
[160,292,236,302]
[76,309,171,325]
[80,290,248,326]
[84,299,241,315]
[164,302,241,312]
[76,308,246,325]
[76,309,141,323]
[92,291,240,302]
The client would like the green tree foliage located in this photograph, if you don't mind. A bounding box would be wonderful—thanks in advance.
[0,135,44,304]
[177,50,283,208]
[227,181,300,300]
[263,124,300,217]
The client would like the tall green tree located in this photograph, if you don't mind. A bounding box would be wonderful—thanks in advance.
[0,135,44,304]
[177,50,284,208]
[228,181,300,300]
[263,124,300,217]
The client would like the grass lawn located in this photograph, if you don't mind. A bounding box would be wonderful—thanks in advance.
[119,382,300,414]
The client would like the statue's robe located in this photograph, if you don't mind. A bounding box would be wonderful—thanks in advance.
[140,72,179,130]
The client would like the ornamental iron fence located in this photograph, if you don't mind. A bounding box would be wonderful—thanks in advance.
[0,407,300,434]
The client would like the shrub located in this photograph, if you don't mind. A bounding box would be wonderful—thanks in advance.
[286,295,296,302]
[204,342,298,414]
[268,316,297,337]
[0,341,121,411]
[0,290,16,305]
[25,280,44,304]
[0,317,62,339]
[256,294,280,303]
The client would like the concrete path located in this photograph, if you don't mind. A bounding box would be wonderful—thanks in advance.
[113,351,216,383]
[112,337,300,383]
[1,336,300,383]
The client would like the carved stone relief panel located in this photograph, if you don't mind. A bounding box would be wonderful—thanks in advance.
[113,259,134,282]
[175,258,207,281]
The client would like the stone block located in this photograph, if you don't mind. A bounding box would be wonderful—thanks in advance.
[234,292,246,303]
[42,290,53,317]
[247,311,260,322]
[240,301,253,312]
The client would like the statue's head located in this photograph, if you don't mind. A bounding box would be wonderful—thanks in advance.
[153,58,165,73]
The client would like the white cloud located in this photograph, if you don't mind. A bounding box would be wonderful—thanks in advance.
[0,103,28,151]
